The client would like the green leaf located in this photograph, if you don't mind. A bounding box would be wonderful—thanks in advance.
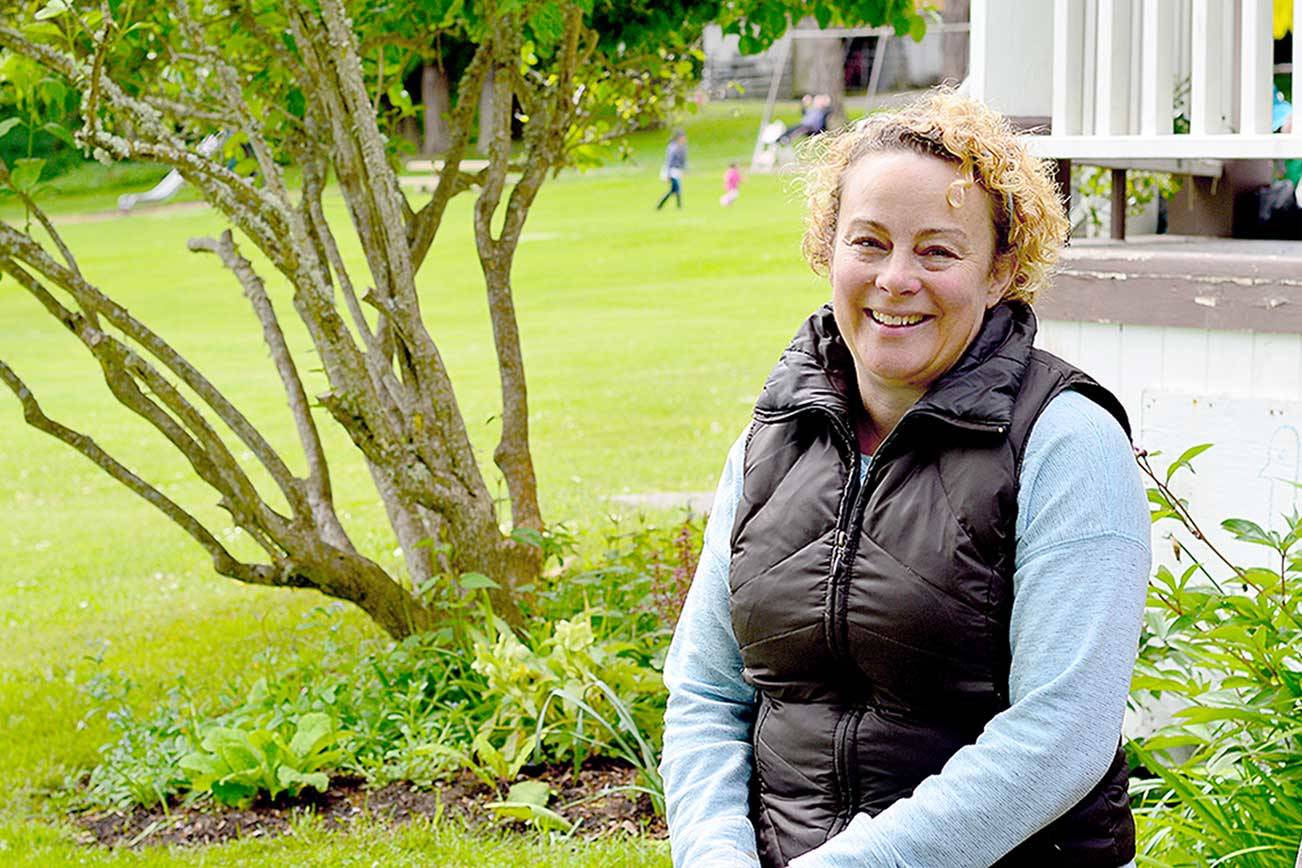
[1174,705,1273,725]
[41,122,77,149]
[485,800,574,832]
[511,527,544,548]
[459,572,501,591]
[1165,443,1213,482]
[277,766,329,793]
[34,0,70,20]
[1221,518,1274,548]
[0,118,21,140]
[506,779,551,807]
[288,712,335,757]
[10,158,44,192]
[909,15,927,42]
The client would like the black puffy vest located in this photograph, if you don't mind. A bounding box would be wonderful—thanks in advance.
[729,302,1136,867]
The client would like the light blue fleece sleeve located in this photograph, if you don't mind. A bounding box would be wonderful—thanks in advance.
[660,429,760,868]
[789,390,1151,868]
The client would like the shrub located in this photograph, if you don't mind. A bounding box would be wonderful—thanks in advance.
[69,515,702,813]
[1129,447,1302,866]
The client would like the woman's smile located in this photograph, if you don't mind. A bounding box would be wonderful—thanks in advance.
[867,309,932,328]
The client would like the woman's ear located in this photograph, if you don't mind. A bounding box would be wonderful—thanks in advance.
[986,253,1015,307]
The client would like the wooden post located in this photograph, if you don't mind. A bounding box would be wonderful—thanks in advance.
[1111,167,1127,241]
[1054,157,1072,214]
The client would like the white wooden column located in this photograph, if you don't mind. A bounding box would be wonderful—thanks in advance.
[1096,0,1135,134]
[1053,0,1087,134]
[1238,0,1272,134]
[1139,0,1175,136]
[1190,0,1230,134]
[969,0,1055,118]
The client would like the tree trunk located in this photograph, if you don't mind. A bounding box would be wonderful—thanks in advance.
[942,0,970,86]
[477,70,495,155]
[421,62,451,155]
[793,18,845,124]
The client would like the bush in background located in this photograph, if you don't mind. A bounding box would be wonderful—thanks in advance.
[1130,447,1302,866]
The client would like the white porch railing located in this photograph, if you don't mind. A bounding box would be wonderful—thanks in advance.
[972,0,1302,159]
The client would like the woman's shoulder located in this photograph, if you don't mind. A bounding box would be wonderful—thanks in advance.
[1016,389,1149,549]
[1029,388,1129,452]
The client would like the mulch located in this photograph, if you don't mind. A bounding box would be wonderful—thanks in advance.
[71,757,666,849]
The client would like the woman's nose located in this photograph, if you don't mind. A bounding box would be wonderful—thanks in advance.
[875,250,922,295]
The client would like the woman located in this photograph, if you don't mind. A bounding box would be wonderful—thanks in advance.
[660,91,1149,867]
[658,130,688,210]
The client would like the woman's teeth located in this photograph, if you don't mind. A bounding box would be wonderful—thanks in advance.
[870,310,926,326]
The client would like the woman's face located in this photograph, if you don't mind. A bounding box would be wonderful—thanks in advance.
[829,150,1010,401]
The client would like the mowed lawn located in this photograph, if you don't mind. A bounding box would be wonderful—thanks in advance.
[0,101,828,864]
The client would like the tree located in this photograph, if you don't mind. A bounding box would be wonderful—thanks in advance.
[0,0,923,639]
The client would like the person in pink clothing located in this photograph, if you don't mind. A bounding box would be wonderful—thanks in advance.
[719,162,742,207]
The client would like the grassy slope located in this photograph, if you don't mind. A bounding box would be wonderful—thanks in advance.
[0,99,820,864]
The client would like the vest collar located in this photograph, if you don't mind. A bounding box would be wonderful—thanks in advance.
[754,301,1038,435]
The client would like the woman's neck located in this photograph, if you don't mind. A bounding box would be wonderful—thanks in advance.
[856,380,924,455]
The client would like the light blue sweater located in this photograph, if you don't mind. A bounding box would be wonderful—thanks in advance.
[661,390,1151,867]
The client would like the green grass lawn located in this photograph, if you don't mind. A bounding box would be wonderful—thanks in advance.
[0,100,827,863]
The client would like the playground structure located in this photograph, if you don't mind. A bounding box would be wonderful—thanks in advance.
[745,21,970,172]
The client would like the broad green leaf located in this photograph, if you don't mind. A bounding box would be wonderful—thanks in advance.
[485,800,574,832]
[1174,705,1273,725]
[288,712,335,757]
[511,527,543,548]
[41,122,77,149]
[178,752,225,780]
[1221,518,1273,548]
[506,779,551,807]
[0,118,21,140]
[277,766,329,793]
[10,158,44,192]
[210,779,256,807]
[459,572,501,590]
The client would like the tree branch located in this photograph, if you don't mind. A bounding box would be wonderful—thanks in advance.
[188,230,356,553]
[0,223,307,521]
[0,358,291,589]
[408,41,492,271]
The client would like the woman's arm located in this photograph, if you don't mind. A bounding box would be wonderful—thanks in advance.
[661,429,762,867]
[788,390,1150,868]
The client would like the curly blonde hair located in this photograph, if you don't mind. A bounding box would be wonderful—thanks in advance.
[799,89,1068,303]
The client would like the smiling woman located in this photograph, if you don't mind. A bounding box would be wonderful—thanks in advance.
[660,91,1150,867]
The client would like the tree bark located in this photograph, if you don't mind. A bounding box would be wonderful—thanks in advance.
[477,70,495,155]
[421,62,451,155]
[942,0,970,86]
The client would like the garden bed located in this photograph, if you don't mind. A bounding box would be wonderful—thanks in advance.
[73,758,664,849]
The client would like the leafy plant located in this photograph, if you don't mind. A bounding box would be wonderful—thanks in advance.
[486,780,575,833]
[1129,447,1302,867]
[70,517,691,814]
[1072,165,1183,235]
[178,711,346,808]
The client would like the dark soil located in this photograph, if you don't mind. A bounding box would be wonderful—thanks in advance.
[72,757,665,849]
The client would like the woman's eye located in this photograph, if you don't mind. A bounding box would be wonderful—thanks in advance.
[853,237,886,250]
[921,247,957,258]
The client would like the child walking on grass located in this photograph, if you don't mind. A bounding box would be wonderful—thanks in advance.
[719,162,742,207]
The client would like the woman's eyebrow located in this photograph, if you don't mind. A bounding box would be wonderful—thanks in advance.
[840,217,971,242]
[916,226,970,241]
